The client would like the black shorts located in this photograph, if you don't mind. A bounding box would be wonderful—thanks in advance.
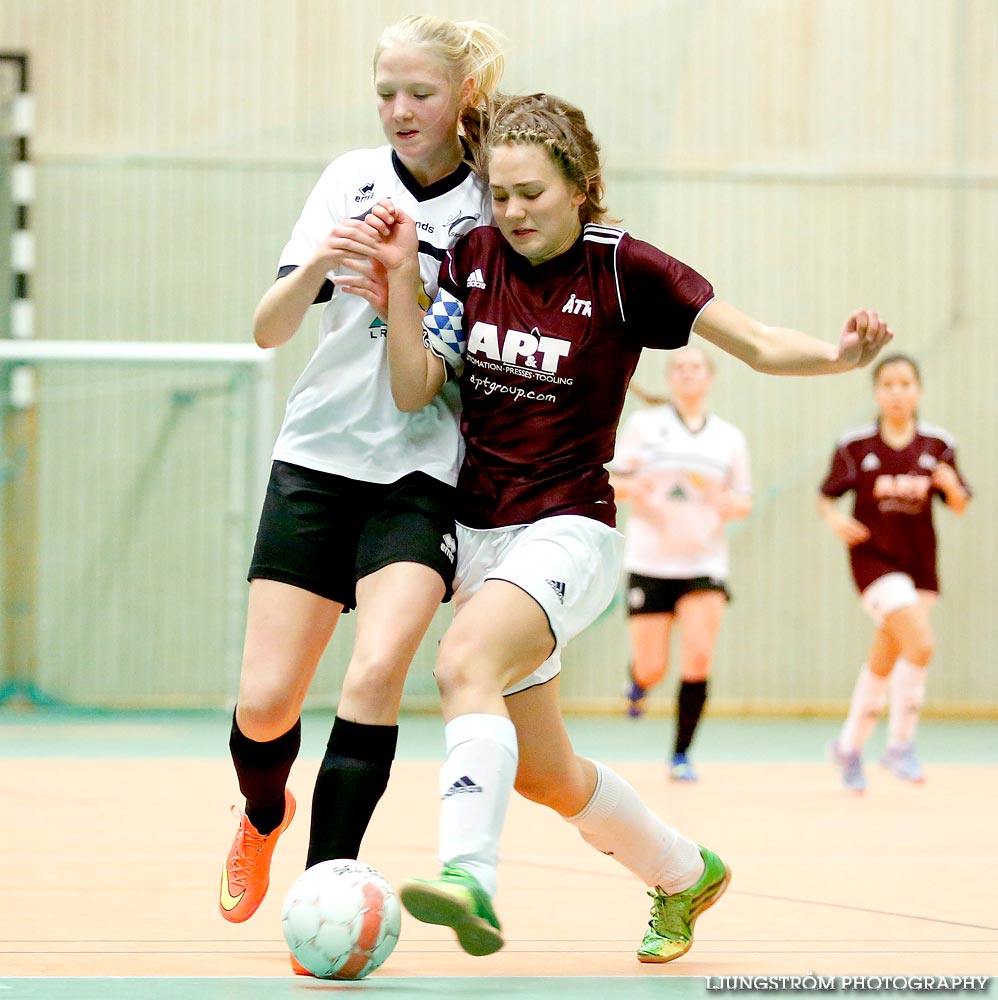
[248,461,457,611]
[626,573,730,616]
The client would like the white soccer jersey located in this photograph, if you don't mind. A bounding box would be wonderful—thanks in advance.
[610,403,751,579]
[272,146,490,485]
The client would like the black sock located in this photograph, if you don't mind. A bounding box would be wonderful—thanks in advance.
[674,680,708,755]
[306,716,398,868]
[229,711,301,835]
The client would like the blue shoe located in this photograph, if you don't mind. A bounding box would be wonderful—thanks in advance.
[880,743,925,783]
[625,677,647,718]
[829,741,866,793]
[670,752,698,782]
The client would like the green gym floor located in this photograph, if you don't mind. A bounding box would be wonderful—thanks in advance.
[2,711,996,998]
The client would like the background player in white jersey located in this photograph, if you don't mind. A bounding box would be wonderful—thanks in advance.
[611,346,752,781]
[336,92,893,964]
[218,16,505,949]
[820,354,970,793]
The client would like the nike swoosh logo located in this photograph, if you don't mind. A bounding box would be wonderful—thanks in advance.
[219,866,244,911]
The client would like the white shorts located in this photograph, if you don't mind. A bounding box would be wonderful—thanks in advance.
[454,514,624,696]
[861,571,933,623]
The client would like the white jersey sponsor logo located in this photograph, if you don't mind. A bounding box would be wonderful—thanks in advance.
[467,321,572,374]
[561,293,592,316]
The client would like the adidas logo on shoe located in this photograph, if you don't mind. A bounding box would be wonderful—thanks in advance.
[443,775,483,798]
[546,579,566,603]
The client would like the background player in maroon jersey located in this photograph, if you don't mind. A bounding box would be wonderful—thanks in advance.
[333,92,893,964]
[820,354,970,793]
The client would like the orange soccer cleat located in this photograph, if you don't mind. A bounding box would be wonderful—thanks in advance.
[219,788,296,923]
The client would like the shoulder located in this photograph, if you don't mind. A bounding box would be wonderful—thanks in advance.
[709,413,747,442]
[916,422,957,449]
[835,422,879,449]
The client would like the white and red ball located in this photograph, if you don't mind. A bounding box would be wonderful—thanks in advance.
[282,859,401,980]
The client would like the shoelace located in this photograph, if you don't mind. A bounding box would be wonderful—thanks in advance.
[646,888,688,939]
[228,807,272,883]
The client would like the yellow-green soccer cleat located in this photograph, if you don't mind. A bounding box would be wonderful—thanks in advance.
[400,865,504,956]
[637,846,731,963]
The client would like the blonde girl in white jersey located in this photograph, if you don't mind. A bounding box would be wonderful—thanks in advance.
[611,346,752,782]
[217,17,504,950]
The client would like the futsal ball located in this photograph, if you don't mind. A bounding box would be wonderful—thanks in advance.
[281,859,401,979]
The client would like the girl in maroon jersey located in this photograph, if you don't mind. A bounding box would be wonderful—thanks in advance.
[820,354,970,793]
[334,92,893,964]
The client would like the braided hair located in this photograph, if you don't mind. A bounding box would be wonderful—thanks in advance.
[462,93,611,225]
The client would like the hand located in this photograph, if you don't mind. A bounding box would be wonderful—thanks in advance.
[716,490,750,521]
[332,256,389,321]
[932,461,960,493]
[827,509,871,547]
[835,310,894,370]
[356,199,420,274]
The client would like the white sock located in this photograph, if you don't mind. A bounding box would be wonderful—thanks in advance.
[838,666,889,754]
[437,713,518,898]
[565,759,704,893]
[887,657,928,749]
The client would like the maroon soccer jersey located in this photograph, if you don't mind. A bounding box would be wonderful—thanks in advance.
[428,224,714,528]
[820,422,970,593]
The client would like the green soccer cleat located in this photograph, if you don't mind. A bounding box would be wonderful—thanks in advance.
[400,865,504,956]
[637,846,731,963]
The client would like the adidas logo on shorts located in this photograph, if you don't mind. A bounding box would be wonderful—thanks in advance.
[443,775,483,798]
[546,579,566,604]
[440,533,456,563]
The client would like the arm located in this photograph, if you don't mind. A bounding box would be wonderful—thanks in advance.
[932,462,970,514]
[331,200,446,411]
[252,221,391,349]
[693,300,893,375]
[817,494,871,546]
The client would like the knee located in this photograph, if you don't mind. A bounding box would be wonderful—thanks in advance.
[902,628,935,666]
[682,649,712,681]
[340,654,406,707]
[435,631,492,699]
[235,687,297,742]
[514,768,568,813]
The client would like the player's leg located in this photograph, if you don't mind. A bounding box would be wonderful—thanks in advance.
[306,471,457,867]
[400,578,552,955]
[222,578,342,922]
[509,677,730,964]
[880,591,936,781]
[305,561,445,867]
[830,624,897,792]
[624,574,674,717]
[626,611,673,717]
[670,586,726,780]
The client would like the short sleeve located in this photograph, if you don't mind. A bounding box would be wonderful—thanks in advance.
[278,159,347,270]
[820,445,856,498]
[619,237,714,350]
[937,441,973,502]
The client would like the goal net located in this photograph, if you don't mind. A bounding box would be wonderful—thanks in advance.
[0,340,274,707]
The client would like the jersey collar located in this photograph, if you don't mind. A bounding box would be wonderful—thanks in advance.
[392,151,472,202]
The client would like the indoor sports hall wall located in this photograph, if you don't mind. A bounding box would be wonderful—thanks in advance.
[0,0,995,711]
